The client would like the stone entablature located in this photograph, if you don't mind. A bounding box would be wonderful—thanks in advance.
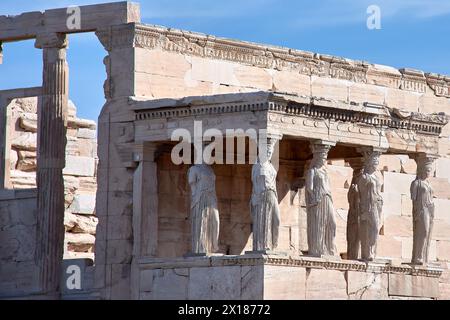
[95,23,450,98]
[130,92,447,154]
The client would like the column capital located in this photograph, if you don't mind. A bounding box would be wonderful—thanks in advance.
[346,157,365,170]
[35,33,68,49]
[267,132,283,141]
[310,139,336,147]
[116,142,158,168]
[356,146,387,155]
[410,152,439,162]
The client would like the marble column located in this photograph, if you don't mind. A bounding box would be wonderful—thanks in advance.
[410,153,437,265]
[305,141,337,257]
[346,158,364,260]
[34,33,69,297]
[357,147,384,261]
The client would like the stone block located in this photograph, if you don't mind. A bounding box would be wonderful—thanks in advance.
[65,232,95,252]
[401,194,412,217]
[234,65,272,90]
[385,88,420,112]
[382,191,402,217]
[331,187,349,211]
[140,269,154,292]
[110,264,131,300]
[377,235,402,260]
[349,83,386,105]
[64,155,96,177]
[189,56,239,86]
[433,219,450,241]
[264,265,306,299]
[77,128,97,139]
[384,215,412,238]
[241,265,263,300]
[135,48,191,78]
[188,266,241,300]
[399,237,436,262]
[400,157,417,175]
[305,269,347,299]
[434,199,450,223]
[419,92,450,115]
[151,268,189,300]
[106,239,132,264]
[271,70,311,96]
[68,193,96,215]
[19,113,37,132]
[11,132,37,151]
[430,177,450,199]
[382,172,415,195]
[378,154,401,172]
[311,76,349,102]
[327,165,353,190]
[437,240,450,261]
[64,212,98,235]
[388,274,439,298]
[135,72,213,99]
[347,271,388,300]
[107,214,132,240]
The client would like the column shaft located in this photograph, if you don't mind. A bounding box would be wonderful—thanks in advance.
[34,33,68,296]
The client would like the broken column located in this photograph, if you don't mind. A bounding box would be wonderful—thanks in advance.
[34,33,69,297]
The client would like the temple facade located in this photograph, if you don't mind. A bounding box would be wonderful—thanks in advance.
[1,2,450,300]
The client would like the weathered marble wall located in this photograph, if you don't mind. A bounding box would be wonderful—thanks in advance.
[95,23,450,299]
[0,189,39,298]
[5,97,98,260]
[138,255,441,300]
[155,140,307,258]
[327,156,450,298]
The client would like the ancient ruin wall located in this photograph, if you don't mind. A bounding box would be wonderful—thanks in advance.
[5,97,98,260]
[94,23,450,299]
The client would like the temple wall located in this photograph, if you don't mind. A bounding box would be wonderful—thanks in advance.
[156,148,304,258]
[137,255,440,300]
[327,157,450,298]
[0,189,39,298]
[95,23,450,299]
[2,97,98,260]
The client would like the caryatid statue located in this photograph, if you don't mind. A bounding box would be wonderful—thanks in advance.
[305,142,337,257]
[346,158,364,260]
[357,148,383,261]
[410,154,436,265]
[250,135,281,252]
[188,162,220,255]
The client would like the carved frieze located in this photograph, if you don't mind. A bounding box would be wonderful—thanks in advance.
[426,73,450,98]
[134,94,447,139]
[399,68,427,93]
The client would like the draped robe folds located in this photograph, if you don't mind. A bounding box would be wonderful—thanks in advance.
[411,179,434,264]
[188,164,220,254]
[357,172,383,260]
[305,167,337,256]
[250,161,280,251]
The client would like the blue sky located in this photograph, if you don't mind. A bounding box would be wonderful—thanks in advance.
[1,0,450,121]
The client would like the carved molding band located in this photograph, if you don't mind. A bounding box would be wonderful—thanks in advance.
[138,255,443,278]
[134,95,447,136]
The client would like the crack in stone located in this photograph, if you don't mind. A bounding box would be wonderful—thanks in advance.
[349,274,378,299]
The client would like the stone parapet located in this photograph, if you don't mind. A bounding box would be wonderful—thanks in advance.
[137,254,442,300]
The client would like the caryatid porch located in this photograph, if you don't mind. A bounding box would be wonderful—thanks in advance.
[113,91,446,299]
